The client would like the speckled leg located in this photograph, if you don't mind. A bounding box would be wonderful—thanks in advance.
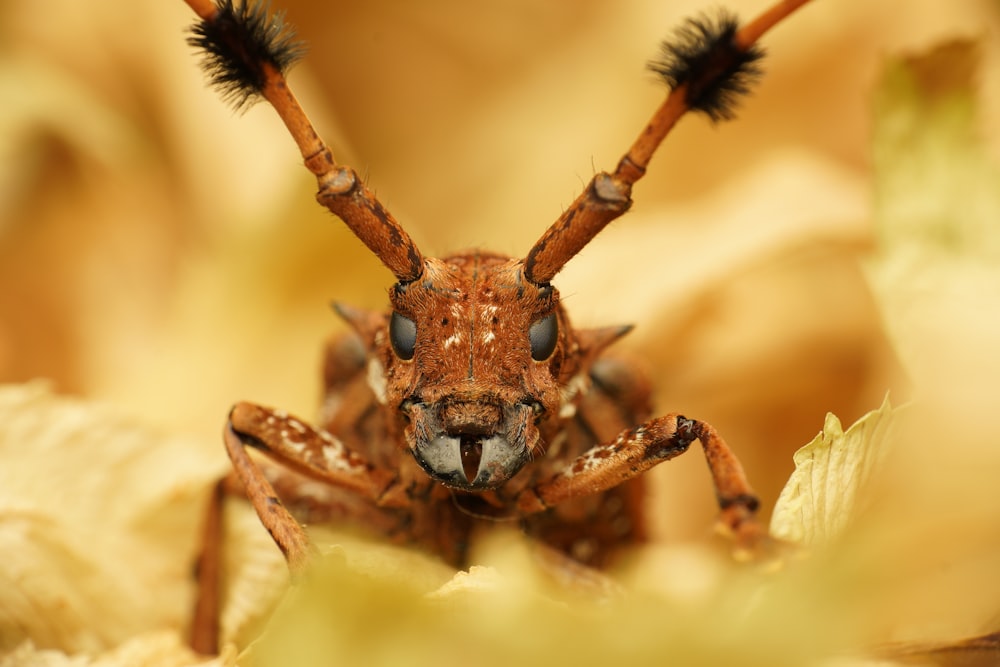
[515,414,762,550]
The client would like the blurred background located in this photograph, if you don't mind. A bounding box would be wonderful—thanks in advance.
[1,0,998,546]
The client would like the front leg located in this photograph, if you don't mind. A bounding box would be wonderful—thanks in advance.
[515,414,762,549]
[191,403,405,654]
[223,402,405,568]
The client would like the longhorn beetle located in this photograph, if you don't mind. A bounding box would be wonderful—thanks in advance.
[182,0,812,653]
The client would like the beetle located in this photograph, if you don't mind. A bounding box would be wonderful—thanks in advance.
[180,0,811,653]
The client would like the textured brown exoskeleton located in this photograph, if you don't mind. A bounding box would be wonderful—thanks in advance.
[181,0,812,653]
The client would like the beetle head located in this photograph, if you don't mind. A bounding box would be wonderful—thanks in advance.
[384,253,573,490]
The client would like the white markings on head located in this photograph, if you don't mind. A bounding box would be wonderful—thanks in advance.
[443,332,463,349]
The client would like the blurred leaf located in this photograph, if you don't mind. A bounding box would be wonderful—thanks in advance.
[0,383,225,655]
[770,396,896,546]
[0,632,237,667]
[0,58,142,224]
[866,40,1000,408]
[873,630,1000,667]
[239,533,838,667]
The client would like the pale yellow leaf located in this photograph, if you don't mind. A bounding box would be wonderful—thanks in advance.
[770,396,896,546]
[0,632,236,667]
[0,382,226,655]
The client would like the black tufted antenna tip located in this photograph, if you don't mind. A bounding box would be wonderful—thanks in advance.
[647,10,765,122]
[187,0,306,111]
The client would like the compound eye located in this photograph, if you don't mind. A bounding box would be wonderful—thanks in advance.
[528,313,558,361]
[389,311,417,360]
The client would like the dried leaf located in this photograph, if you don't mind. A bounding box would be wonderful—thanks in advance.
[0,382,226,655]
[0,632,236,667]
[770,396,896,546]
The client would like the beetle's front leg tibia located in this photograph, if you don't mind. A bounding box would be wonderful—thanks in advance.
[222,402,407,563]
[222,420,317,573]
[515,414,762,550]
[191,404,409,654]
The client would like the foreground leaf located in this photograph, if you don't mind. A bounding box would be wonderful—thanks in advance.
[770,396,896,546]
[0,383,225,655]
[0,632,236,667]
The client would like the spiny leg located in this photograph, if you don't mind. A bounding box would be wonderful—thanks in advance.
[515,414,763,551]
[185,418,320,653]
[187,403,408,653]
[190,436,402,655]
[220,402,405,558]
[188,469,328,654]
[222,418,316,572]
[190,398,393,655]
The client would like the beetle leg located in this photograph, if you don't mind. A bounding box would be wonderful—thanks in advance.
[226,401,402,504]
[190,398,409,654]
[217,402,407,570]
[188,402,409,653]
[515,414,763,550]
[221,417,317,572]
[189,474,237,655]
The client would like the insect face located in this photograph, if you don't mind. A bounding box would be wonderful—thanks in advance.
[369,253,573,490]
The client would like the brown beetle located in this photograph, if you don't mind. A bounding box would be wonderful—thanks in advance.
[180,0,811,653]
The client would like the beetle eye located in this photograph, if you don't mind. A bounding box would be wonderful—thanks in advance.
[528,313,558,361]
[389,311,417,360]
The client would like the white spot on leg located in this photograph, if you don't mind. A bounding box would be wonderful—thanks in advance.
[322,437,359,473]
[279,431,306,455]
